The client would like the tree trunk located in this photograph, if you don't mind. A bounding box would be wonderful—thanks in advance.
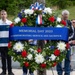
[33,0,45,5]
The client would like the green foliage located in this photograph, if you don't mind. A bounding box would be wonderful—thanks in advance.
[0,0,8,10]
[0,0,33,15]
[46,0,75,9]
[0,0,75,16]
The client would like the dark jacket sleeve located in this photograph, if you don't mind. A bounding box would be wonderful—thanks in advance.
[67,20,74,41]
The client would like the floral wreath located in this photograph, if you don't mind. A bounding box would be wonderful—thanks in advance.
[8,2,70,71]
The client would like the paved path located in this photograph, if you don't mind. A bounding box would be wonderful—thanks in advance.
[0,68,74,75]
[0,59,75,75]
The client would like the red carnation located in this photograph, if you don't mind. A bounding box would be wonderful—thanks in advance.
[10,23,14,27]
[21,50,27,58]
[8,42,12,48]
[21,18,27,23]
[24,62,29,67]
[52,62,57,67]
[54,49,60,56]
[66,43,70,49]
[48,16,55,22]
[61,20,66,26]
[37,48,42,53]
[40,63,46,68]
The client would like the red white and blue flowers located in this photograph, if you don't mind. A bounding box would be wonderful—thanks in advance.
[8,2,69,71]
[8,40,69,71]
[10,2,66,27]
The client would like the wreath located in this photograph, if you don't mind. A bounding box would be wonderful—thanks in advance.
[8,2,70,71]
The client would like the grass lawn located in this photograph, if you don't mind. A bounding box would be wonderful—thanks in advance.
[67,6,75,19]
[8,15,15,21]
[55,6,75,20]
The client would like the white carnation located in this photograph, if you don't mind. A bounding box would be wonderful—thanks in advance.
[14,17,21,23]
[56,25,62,27]
[49,54,56,61]
[35,54,45,64]
[56,17,61,22]
[43,7,52,14]
[24,9,34,15]
[57,41,66,51]
[13,42,24,52]
[29,48,34,52]
[34,50,38,54]
[27,54,33,60]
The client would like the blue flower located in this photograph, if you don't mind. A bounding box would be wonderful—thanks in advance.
[45,56,49,60]
[18,13,22,19]
[50,46,55,50]
[21,9,24,13]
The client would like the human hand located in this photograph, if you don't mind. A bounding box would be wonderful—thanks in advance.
[69,40,75,44]
[72,40,75,44]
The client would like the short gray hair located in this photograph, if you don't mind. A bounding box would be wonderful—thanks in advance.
[62,10,69,15]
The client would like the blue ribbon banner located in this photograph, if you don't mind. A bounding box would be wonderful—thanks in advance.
[9,27,68,41]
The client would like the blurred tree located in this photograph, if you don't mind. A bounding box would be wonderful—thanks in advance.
[48,0,75,9]
[0,0,8,10]
[0,0,75,16]
[33,0,45,5]
[0,0,33,15]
